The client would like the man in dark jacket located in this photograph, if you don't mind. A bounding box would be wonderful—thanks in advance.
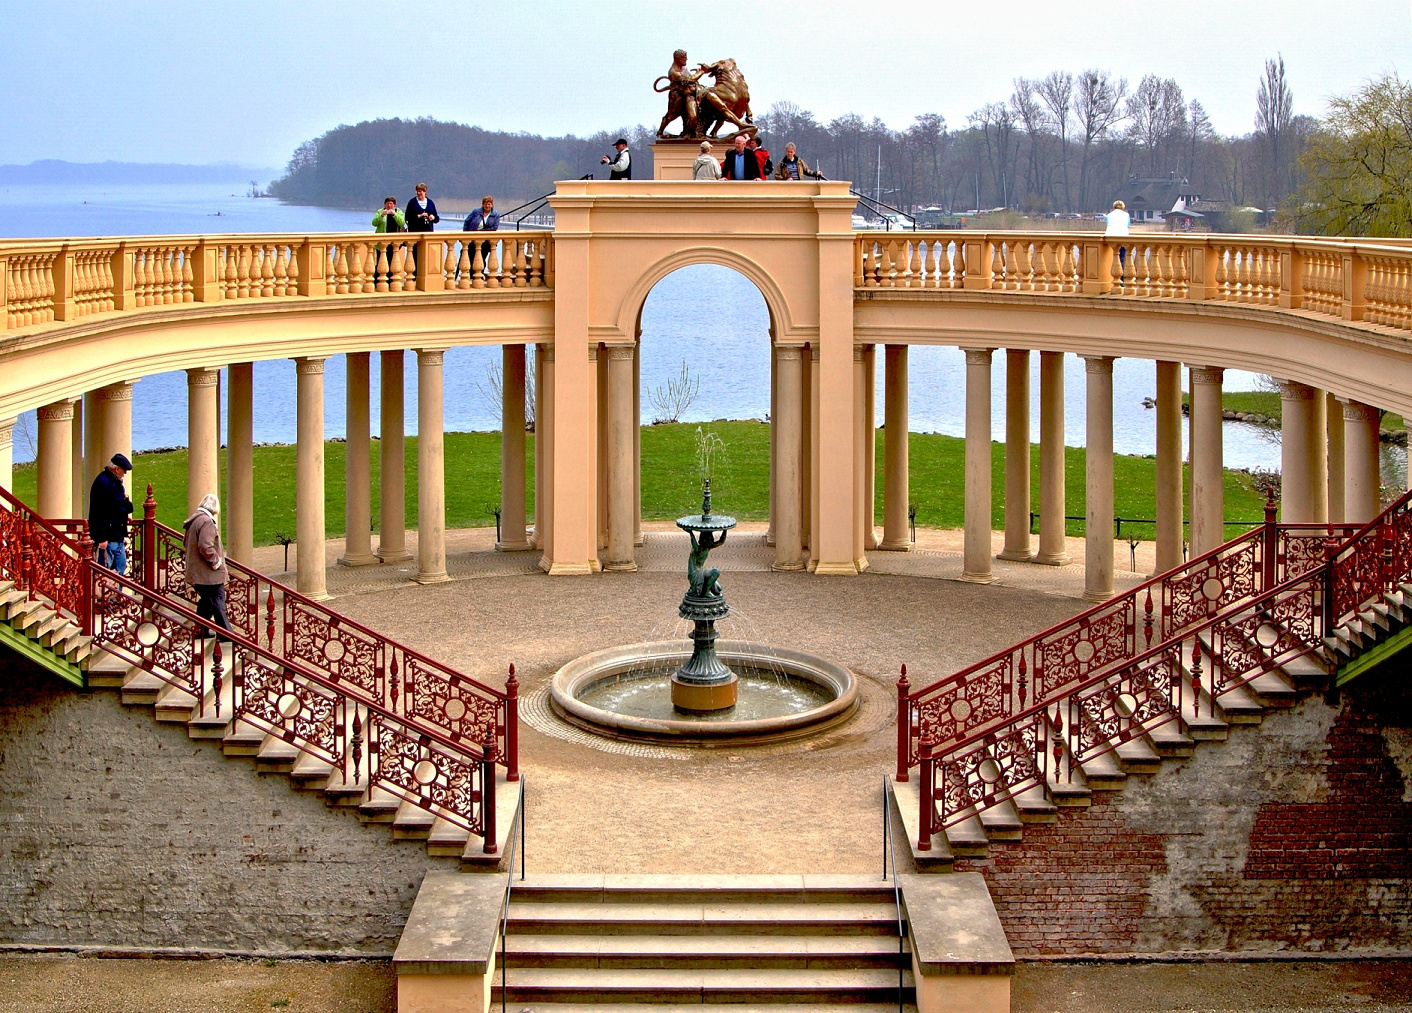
[88,453,133,575]
[721,134,764,180]
[405,183,439,231]
[463,195,501,269]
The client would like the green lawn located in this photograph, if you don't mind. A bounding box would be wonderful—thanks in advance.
[11,421,1268,546]
[1176,389,1405,431]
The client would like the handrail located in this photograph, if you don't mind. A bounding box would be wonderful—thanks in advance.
[813,172,917,230]
[136,492,518,778]
[498,775,527,1013]
[882,775,904,1013]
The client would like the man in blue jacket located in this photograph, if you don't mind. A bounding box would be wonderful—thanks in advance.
[463,195,500,271]
[88,454,134,575]
[405,183,439,279]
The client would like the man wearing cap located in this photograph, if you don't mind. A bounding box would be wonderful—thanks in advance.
[602,138,631,180]
[88,454,134,575]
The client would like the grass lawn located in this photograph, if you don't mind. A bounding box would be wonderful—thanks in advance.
[11,421,1269,547]
[1175,390,1406,431]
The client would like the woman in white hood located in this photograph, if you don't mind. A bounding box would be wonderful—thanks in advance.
[182,492,232,638]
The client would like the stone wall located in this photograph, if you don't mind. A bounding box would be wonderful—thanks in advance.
[0,654,456,955]
[954,668,1412,956]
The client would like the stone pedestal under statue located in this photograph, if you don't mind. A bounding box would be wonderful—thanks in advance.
[651,140,733,180]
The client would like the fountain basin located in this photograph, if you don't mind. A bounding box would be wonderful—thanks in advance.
[550,640,858,746]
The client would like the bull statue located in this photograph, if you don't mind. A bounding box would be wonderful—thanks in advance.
[655,50,756,141]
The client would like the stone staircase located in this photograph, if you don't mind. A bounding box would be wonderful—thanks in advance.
[1323,580,1412,687]
[0,576,514,866]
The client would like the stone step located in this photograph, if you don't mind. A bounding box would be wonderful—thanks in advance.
[253,735,301,773]
[2,595,43,624]
[1114,736,1163,774]
[288,752,335,788]
[1246,670,1298,708]
[504,1005,914,1013]
[221,718,266,756]
[120,669,165,706]
[506,901,904,937]
[941,814,989,857]
[1011,784,1057,823]
[13,603,55,635]
[322,764,368,807]
[1212,681,1265,725]
[356,786,402,824]
[1076,749,1127,791]
[187,681,235,740]
[490,967,914,1004]
[83,647,131,687]
[1146,719,1196,758]
[154,683,199,723]
[508,875,900,906]
[391,800,436,841]
[425,816,471,858]
[975,799,1023,841]
[501,932,910,970]
[1045,772,1092,807]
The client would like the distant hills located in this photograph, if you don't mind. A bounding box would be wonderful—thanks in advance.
[0,160,279,185]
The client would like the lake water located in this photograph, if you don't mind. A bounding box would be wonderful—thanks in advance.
[1,182,1285,472]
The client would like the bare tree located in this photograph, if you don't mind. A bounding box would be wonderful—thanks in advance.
[1187,100,1215,184]
[648,361,700,425]
[1075,70,1127,209]
[1010,77,1052,211]
[1037,71,1074,209]
[1127,76,1187,176]
[1256,54,1295,204]
[474,352,537,432]
[969,103,1017,208]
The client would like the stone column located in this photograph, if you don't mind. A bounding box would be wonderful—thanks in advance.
[0,417,13,493]
[378,350,411,562]
[340,352,376,565]
[594,346,608,553]
[1036,351,1069,565]
[1083,356,1115,602]
[294,357,328,599]
[1326,391,1345,524]
[1154,361,1184,572]
[36,399,76,517]
[1309,389,1328,524]
[1343,399,1382,523]
[70,396,84,517]
[605,344,637,571]
[1279,380,1320,524]
[999,349,1033,561]
[186,366,220,515]
[227,362,254,565]
[96,381,135,499]
[633,339,642,547]
[768,344,778,547]
[961,348,994,583]
[1189,366,1225,554]
[808,344,820,567]
[773,345,805,570]
[82,391,101,506]
[532,344,544,549]
[864,343,878,551]
[538,343,556,570]
[852,344,869,571]
[880,344,910,550]
[415,349,448,584]
[498,344,530,551]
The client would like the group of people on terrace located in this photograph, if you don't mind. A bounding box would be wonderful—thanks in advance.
[691,135,819,181]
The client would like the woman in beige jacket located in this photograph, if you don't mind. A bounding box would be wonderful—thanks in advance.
[182,492,233,638]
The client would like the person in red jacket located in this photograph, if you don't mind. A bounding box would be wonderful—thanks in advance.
[746,136,772,178]
[721,134,764,180]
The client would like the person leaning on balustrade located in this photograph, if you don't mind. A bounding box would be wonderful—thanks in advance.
[88,454,133,575]
[405,183,440,232]
[693,141,722,180]
[773,143,818,180]
[182,492,232,641]
[1105,199,1130,273]
[463,194,501,267]
[372,196,406,286]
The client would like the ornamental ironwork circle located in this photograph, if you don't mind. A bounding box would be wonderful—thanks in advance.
[1255,622,1281,648]
[1115,692,1138,718]
[277,692,301,719]
[977,757,1003,784]
[323,639,346,663]
[950,698,972,722]
[412,759,439,786]
[1202,577,1225,601]
[444,698,467,721]
[136,621,160,647]
[1073,639,1095,663]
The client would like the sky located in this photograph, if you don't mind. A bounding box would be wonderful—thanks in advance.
[3,0,1409,170]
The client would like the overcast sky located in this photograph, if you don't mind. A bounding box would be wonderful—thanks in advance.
[5,0,1409,169]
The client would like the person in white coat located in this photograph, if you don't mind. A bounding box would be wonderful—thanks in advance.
[1106,199,1130,277]
[693,141,722,180]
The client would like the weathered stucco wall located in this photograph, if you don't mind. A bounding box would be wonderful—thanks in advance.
[0,655,455,954]
[955,669,1412,956]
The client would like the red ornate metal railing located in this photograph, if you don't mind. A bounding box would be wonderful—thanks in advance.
[128,492,518,779]
[902,490,1412,846]
[0,483,513,848]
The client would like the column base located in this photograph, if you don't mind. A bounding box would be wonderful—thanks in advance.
[337,552,379,567]
[1033,552,1071,566]
[807,558,818,573]
[855,556,870,572]
[771,560,806,572]
[547,561,595,576]
[1082,587,1115,603]
[634,533,644,547]
[300,588,334,602]
[413,571,450,584]
[376,547,413,563]
[539,555,552,573]
[876,539,911,552]
[958,571,996,584]
[604,560,638,572]
[495,539,534,552]
[813,561,860,576]
[996,549,1035,562]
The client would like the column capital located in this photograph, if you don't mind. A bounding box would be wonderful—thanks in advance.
[96,380,135,402]
[853,344,866,363]
[186,366,220,387]
[777,345,804,361]
[416,348,447,366]
[587,344,598,362]
[1278,379,1316,401]
[1190,366,1225,385]
[293,356,327,375]
[37,400,76,422]
[1341,398,1381,423]
[1082,355,1115,373]
[539,343,555,363]
[810,344,820,362]
[606,345,634,361]
[0,417,13,446]
[963,347,994,365]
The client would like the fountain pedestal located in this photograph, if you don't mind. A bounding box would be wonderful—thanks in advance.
[673,482,738,713]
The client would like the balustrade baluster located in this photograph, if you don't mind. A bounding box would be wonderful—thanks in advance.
[237,245,254,299]
[991,241,1005,291]
[909,240,922,289]
[356,243,376,293]
[1059,243,1076,293]
[1213,247,1229,300]
[529,239,546,287]
[880,240,896,288]
[164,249,178,304]
[514,238,529,288]
[260,245,275,297]
[471,243,485,289]
[273,245,290,296]
[390,245,407,292]
[486,240,501,288]
[330,244,347,295]
[181,247,194,302]
[453,241,471,290]
[1041,242,1059,292]
[863,242,879,287]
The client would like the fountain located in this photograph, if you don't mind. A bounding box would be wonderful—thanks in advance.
[549,432,858,746]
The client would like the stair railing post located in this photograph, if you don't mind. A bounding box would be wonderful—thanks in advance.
[916,733,934,851]
[894,665,910,782]
[141,484,157,590]
[505,663,519,782]
[18,513,32,594]
[1261,494,1278,590]
[1322,526,1339,634]
[77,529,94,635]
[482,733,499,854]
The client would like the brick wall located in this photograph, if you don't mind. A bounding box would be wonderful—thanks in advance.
[954,669,1412,956]
[0,655,457,954]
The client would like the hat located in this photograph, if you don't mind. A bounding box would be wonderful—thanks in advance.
[110,453,133,471]
[613,138,628,146]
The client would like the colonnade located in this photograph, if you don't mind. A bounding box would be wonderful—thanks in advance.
[0,340,1393,602]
